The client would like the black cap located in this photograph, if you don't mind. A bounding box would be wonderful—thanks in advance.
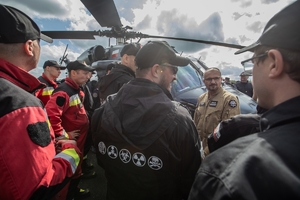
[235,1,300,54]
[0,4,52,44]
[120,43,141,57]
[43,60,66,69]
[135,41,190,69]
[66,60,95,72]
[240,72,251,76]
[106,63,115,72]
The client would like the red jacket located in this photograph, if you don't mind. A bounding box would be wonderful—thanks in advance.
[0,59,81,200]
[45,77,89,153]
[35,73,58,106]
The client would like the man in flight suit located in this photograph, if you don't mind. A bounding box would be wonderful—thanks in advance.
[194,67,240,157]
[35,60,66,106]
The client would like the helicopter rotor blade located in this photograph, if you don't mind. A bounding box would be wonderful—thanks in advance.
[80,0,122,28]
[41,31,98,39]
[145,35,245,49]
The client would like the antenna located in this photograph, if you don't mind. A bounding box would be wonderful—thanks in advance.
[59,44,69,65]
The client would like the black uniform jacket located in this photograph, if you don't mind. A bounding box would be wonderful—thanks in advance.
[235,81,253,97]
[188,96,300,200]
[98,63,135,101]
[92,78,201,200]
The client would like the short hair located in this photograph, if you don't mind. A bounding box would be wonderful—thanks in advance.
[136,67,151,78]
[255,45,300,84]
[204,67,222,77]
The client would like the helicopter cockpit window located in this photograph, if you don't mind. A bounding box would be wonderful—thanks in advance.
[172,64,204,93]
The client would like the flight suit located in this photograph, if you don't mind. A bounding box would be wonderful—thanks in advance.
[194,87,240,156]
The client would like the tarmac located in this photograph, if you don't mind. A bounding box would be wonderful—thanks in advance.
[78,149,107,200]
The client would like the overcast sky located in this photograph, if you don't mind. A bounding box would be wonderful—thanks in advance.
[0,0,296,80]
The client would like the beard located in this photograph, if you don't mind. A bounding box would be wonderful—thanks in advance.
[158,74,172,91]
[206,83,219,92]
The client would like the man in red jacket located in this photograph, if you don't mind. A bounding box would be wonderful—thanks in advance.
[35,60,66,106]
[46,60,95,200]
[0,4,81,200]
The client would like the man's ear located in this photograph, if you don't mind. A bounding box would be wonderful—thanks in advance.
[23,40,34,56]
[267,49,285,79]
[151,64,161,78]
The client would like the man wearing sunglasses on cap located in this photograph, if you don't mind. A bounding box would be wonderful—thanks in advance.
[92,41,201,200]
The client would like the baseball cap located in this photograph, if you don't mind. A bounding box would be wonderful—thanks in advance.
[0,4,52,44]
[43,60,66,69]
[120,43,141,57]
[135,41,190,69]
[235,1,300,54]
[240,72,251,76]
[66,60,95,72]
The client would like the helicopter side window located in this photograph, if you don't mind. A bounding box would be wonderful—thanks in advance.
[172,64,204,93]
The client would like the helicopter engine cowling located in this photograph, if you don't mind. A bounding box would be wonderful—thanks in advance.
[77,45,106,65]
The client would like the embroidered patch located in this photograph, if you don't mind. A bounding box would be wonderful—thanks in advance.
[132,152,146,167]
[27,122,51,147]
[200,102,205,106]
[209,101,218,107]
[56,96,66,107]
[98,141,106,155]
[229,100,237,108]
[148,156,163,170]
[107,145,118,159]
[119,149,131,163]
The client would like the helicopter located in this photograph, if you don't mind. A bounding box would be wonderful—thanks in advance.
[42,0,257,114]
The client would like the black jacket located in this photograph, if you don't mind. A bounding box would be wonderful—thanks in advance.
[235,81,253,97]
[188,96,300,200]
[98,63,135,102]
[92,78,201,200]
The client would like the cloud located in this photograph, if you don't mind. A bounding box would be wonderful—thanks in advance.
[1,0,296,81]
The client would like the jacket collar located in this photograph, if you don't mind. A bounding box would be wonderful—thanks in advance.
[260,96,300,131]
[0,58,44,93]
[65,77,80,90]
[42,73,57,87]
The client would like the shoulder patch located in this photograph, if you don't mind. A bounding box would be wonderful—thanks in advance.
[229,100,237,108]
[27,122,51,147]
[56,96,66,107]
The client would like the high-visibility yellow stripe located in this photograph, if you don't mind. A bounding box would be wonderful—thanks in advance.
[41,87,54,96]
[55,148,80,173]
[69,94,81,106]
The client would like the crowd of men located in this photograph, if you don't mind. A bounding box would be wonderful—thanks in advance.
[1,1,300,200]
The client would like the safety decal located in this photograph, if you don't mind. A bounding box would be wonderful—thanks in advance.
[98,141,106,155]
[229,100,237,108]
[132,152,146,167]
[148,156,163,170]
[107,145,118,159]
[119,149,131,163]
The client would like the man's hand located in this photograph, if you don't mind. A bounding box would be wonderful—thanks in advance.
[68,130,80,140]
[55,140,77,154]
